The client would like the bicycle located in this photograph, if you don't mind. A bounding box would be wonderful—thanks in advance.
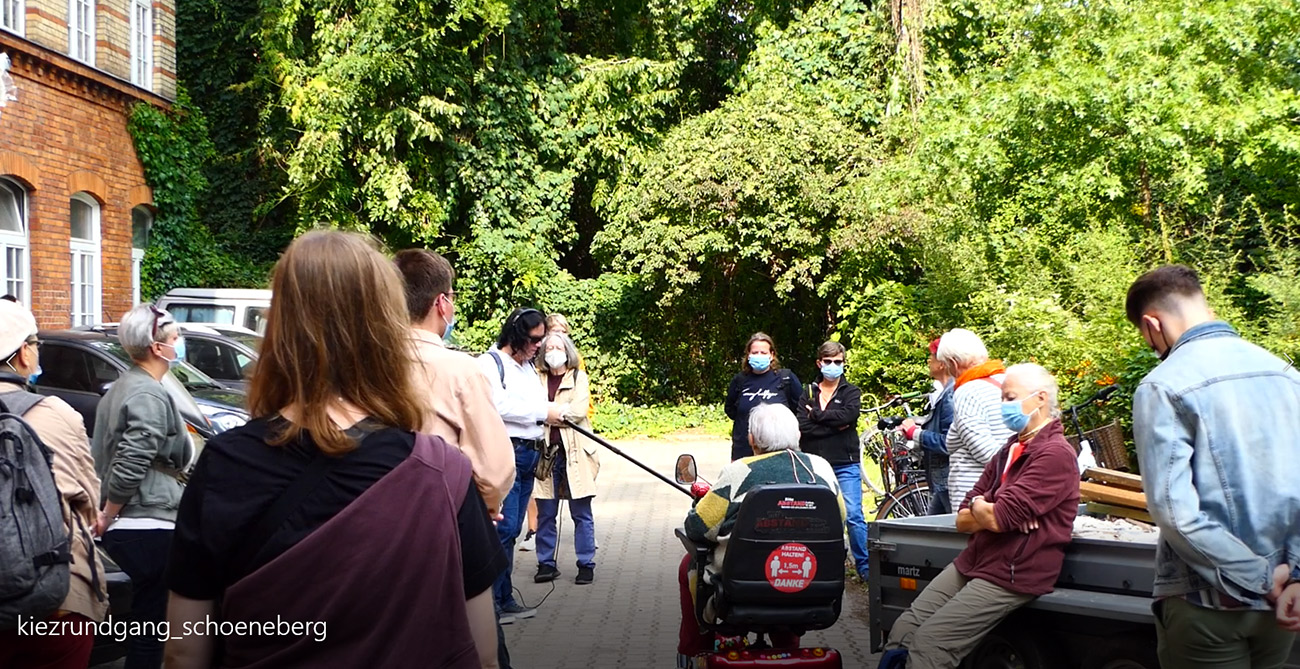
[859,391,933,520]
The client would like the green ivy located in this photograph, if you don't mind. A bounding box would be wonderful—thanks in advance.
[128,89,269,300]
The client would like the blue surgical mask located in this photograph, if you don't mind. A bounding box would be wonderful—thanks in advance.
[1000,393,1042,433]
[748,353,772,372]
[28,365,41,385]
[443,315,455,341]
[821,363,844,380]
[161,338,186,368]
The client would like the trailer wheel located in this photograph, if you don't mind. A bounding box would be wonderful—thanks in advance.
[963,627,1056,669]
[1083,638,1159,669]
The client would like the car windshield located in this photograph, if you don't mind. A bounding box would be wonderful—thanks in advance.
[91,341,226,391]
[225,332,262,351]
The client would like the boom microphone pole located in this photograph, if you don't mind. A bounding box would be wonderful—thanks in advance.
[562,418,694,498]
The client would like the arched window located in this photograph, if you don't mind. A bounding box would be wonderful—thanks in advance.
[0,178,29,304]
[70,193,101,325]
[131,205,153,305]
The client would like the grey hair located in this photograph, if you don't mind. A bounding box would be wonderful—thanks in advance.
[748,403,802,453]
[536,331,582,373]
[120,304,179,361]
[936,328,989,369]
[1004,362,1062,419]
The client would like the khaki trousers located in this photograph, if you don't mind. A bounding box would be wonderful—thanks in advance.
[884,564,1034,669]
[1156,597,1297,669]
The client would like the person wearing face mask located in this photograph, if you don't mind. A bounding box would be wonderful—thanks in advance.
[935,328,1012,514]
[724,332,803,461]
[90,304,194,669]
[0,300,108,668]
[900,338,956,515]
[477,307,563,625]
[531,332,600,586]
[395,249,514,516]
[1126,265,1300,666]
[796,341,867,580]
[878,363,1079,669]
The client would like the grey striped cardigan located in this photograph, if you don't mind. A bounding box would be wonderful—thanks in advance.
[945,373,1012,509]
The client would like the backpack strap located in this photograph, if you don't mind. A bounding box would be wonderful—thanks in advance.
[233,452,333,573]
[488,350,507,390]
[0,388,47,418]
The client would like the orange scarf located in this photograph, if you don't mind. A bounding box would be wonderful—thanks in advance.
[955,359,1006,389]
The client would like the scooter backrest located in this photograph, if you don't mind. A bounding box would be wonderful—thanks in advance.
[719,483,846,609]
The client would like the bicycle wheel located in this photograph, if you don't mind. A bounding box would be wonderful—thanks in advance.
[859,428,886,496]
[874,481,932,521]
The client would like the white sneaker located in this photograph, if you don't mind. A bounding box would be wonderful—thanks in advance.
[519,532,535,552]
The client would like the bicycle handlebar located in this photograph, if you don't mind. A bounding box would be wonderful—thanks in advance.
[1066,383,1120,413]
[861,390,926,414]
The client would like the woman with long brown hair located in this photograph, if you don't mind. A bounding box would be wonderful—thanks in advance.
[164,230,504,668]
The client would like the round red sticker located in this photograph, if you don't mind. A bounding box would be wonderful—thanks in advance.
[765,542,817,593]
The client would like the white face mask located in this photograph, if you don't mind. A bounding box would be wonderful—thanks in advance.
[544,350,567,370]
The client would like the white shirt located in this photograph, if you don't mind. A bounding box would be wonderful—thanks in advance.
[477,346,547,440]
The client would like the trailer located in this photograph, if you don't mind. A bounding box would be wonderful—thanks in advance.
[868,511,1300,669]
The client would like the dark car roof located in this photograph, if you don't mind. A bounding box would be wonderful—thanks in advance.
[40,329,120,342]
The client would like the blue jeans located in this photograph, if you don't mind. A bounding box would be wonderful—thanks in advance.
[834,463,869,578]
[493,441,540,610]
[927,463,951,515]
[536,448,597,569]
[537,496,596,569]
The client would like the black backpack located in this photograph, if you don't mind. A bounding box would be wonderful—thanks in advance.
[0,388,71,630]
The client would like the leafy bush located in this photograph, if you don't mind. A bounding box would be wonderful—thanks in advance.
[591,402,730,440]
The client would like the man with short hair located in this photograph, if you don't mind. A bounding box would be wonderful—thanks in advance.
[394,249,514,515]
[0,300,108,668]
[1127,264,1300,667]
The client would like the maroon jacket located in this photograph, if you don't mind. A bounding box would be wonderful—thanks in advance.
[219,433,478,668]
[954,419,1079,596]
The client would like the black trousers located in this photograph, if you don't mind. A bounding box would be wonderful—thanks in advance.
[101,529,174,669]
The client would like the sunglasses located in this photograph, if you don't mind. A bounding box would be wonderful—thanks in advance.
[528,334,545,344]
[149,305,174,340]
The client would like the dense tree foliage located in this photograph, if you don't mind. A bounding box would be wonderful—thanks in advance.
[142,0,1300,420]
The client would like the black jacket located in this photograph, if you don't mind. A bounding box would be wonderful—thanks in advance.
[725,369,803,460]
[796,379,862,466]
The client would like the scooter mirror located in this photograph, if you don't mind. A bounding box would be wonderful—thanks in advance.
[674,454,698,484]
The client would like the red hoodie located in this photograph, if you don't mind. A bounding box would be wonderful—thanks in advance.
[954,419,1080,596]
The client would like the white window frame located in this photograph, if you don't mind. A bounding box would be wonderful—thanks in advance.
[67,0,95,65]
[130,205,152,305]
[129,0,152,88]
[1,0,24,36]
[0,178,30,305]
[70,193,101,326]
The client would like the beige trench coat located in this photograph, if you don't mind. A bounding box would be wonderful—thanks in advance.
[534,368,600,500]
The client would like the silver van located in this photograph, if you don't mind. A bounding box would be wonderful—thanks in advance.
[155,288,272,334]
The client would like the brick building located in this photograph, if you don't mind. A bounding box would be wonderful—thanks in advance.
[0,0,174,328]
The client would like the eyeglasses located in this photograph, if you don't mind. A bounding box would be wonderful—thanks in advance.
[24,337,39,349]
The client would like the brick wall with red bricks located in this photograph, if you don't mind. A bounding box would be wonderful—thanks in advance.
[0,31,169,329]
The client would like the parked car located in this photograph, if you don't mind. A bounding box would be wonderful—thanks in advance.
[82,323,261,392]
[156,287,272,334]
[33,329,249,440]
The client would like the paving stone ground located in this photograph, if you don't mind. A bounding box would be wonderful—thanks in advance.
[504,432,880,669]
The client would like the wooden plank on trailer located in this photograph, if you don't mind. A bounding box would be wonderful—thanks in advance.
[1079,481,1147,510]
[1083,467,1145,492]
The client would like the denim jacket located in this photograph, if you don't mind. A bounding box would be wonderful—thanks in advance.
[1133,320,1300,608]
